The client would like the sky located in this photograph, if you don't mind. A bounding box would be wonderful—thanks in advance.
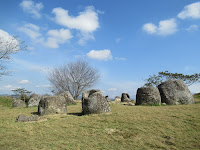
[0,0,200,98]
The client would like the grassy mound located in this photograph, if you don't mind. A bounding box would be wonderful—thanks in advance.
[0,99,200,149]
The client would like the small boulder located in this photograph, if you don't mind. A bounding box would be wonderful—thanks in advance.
[59,91,75,104]
[121,93,131,102]
[12,99,26,108]
[158,80,194,105]
[136,87,161,105]
[82,89,111,115]
[114,96,121,101]
[38,96,67,115]
[16,114,46,122]
[28,94,42,107]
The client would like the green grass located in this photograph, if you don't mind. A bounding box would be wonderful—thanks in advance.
[0,98,200,149]
[0,96,14,108]
[193,93,200,103]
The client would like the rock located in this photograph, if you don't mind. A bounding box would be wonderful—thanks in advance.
[136,87,161,105]
[16,114,46,122]
[59,91,75,104]
[16,114,29,122]
[28,94,42,107]
[12,99,26,108]
[105,95,110,102]
[121,93,131,102]
[162,103,167,106]
[38,96,67,115]
[114,96,121,101]
[82,89,111,115]
[158,80,194,105]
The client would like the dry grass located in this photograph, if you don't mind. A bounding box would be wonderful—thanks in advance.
[0,98,200,150]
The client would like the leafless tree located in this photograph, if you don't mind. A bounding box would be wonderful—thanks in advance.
[48,59,100,99]
[0,36,26,77]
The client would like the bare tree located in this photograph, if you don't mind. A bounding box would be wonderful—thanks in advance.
[0,36,26,77]
[48,59,100,99]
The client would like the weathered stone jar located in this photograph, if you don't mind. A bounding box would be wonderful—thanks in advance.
[136,87,161,105]
[158,80,194,105]
[121,93,131,102]
[38,96,67,115]
[82,89,111,115]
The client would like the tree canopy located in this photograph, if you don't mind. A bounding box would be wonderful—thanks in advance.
[144,71,200,87]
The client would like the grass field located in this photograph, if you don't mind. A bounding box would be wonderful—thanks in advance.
[0,96,200,150]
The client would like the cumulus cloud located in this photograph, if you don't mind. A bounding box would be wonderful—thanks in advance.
[87,49,112,61]
[178,2,200,19]
[186,25,199,31]
[20,0,43,19]
[45,28,73,48]
[143,18,177,36]
[52,6,99,32]
[18,80,30,84]
[18,23,41,40]
[52,6,99,44]
[0,29,19,52]
[142,23,157,34]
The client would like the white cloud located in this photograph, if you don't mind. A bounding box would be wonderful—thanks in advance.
[0,29,19,52]
[52,6,99,44]
[45,28,73,48]
[20,0,43,19]
[143,18,177,36]
[87,49,112,61]
[186,25,199,31]
[2,85,20,90]
[35,85,52,88]
[78,32,95,45]
[108,88,118,92]
[52,6,99,32]
[14,58,49,74]
[18,80,30,84]
[178,2,200,19]
[115,57,127,61]
[142,23,157,34]
[18,23,41,40]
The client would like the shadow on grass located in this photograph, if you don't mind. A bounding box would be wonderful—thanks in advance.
[67,112,83,116]
[31,111,84,116]
[31,112,39,115]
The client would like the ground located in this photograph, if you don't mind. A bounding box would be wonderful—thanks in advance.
[0,96,200,150]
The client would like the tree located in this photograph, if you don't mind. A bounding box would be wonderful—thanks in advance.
[12,88,32,102]
[48,59,100,99]
[144,70,200,87]
[0,35,26,77]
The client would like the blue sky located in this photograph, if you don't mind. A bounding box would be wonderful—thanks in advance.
[0,0,200,98]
